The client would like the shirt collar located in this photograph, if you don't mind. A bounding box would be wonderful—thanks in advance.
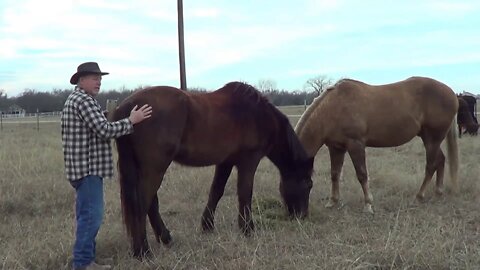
[75,86,89,96]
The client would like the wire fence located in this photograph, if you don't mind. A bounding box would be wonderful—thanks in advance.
[2,107,478,132]
[0,111,305,131]
[0,111,61,131]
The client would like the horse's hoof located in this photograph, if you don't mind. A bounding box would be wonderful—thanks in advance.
[163,238,173,249]
[241,222,255,237]
[133,248,152,261]
[363,204,374,214]
[435,188,444,196]
[415,194,427,203]
[325,200,337,209]
[242,228,254,237]
[201,219,215,233]
[160,230,172,246]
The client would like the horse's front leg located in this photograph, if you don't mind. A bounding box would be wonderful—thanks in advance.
[236,156,262,236]
[201,162,234,232]
[326,146,346,209]
[347,140,374,214]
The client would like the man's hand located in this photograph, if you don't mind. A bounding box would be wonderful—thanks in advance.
[129,104,153,124]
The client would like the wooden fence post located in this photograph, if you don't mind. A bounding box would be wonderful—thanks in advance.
[36,108,40,131]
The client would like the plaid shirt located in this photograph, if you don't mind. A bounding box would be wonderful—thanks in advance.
[61,88,133,182]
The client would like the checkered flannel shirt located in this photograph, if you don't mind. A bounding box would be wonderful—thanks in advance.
[61,88,133,182]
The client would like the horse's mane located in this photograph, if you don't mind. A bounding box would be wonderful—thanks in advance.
[223,81,267,105]
[219,81,278,121]
[337,78,366,85]
[295,84,335,134]
[221,81,309,164]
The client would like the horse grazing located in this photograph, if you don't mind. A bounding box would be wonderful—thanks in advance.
[458,95,478,120]
[295,76,459,213]
[457,95,479,137]
[112,82,313,257]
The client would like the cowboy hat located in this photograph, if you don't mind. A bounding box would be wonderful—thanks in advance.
[70,62,109,85]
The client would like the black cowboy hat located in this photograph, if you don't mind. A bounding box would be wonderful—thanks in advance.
[70,62,109,85]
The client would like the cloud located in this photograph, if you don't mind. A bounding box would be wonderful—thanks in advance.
[80,0,131,10]
[305,0,344,12]
[1,0,479,95]
[187,7,221,19]
[427,0,480,15]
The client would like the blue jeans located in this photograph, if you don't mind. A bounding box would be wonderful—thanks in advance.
[71,175,104,269]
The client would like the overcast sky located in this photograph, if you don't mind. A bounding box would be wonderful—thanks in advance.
[1,0,480,96]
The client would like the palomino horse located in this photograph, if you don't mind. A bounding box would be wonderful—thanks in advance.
[295,76,459,213]
[112,82,313,257]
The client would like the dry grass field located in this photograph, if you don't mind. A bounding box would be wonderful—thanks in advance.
[0,106,479,270]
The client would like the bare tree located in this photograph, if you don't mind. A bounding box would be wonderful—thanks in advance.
[304,75,333,96]
[256,79,277,92]
[0,89,10,111]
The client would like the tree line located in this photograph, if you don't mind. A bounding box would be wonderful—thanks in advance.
[0,76,334,113]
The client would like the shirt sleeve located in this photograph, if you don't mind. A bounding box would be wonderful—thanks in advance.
[77,97,134,139]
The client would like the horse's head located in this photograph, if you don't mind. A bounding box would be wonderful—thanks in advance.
[279,157,314,218]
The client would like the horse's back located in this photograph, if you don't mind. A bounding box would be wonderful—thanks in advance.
[120,86,190,127]
[320,77,457,146]
[114,86,190,156]
[402,77,458,126]
[332,77,457,118]
[176,83,279,165]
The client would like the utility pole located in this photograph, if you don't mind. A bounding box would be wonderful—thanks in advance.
[177,0,187,90]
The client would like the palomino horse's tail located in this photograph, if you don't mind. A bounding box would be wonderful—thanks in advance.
[446,118,459,192]
[113,104,143,248]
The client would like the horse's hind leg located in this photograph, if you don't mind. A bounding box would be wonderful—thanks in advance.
[326,146,346,209]
[201,162,234,232]
[417,135,443,202]
[347,140,374,214]
[132,212,150,258]
[434,149,446,196]
[148,194,172,246]
[135,165,170,257]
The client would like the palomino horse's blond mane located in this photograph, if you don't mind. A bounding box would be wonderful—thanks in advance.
[295,84,336,134]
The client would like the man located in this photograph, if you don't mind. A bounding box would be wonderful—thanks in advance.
[62,62,152,270]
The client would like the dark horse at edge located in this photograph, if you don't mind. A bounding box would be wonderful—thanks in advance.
[112,82,313,257]
[457,95,479,137]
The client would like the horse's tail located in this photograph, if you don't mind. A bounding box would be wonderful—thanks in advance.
[112,104,144,246]
[446,118,459,192]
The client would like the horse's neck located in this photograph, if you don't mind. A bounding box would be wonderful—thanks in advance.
[267,125,307,171]
[295,103,328,157]
[295,93,328,158]
[296,123,325,158]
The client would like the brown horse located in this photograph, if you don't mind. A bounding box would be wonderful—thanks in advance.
[458,94,478,118]
[112,82,313,257]
[295,76,459,213]
[457,96,479,137]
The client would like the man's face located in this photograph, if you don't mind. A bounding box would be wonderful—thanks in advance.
[79,74,102,96]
